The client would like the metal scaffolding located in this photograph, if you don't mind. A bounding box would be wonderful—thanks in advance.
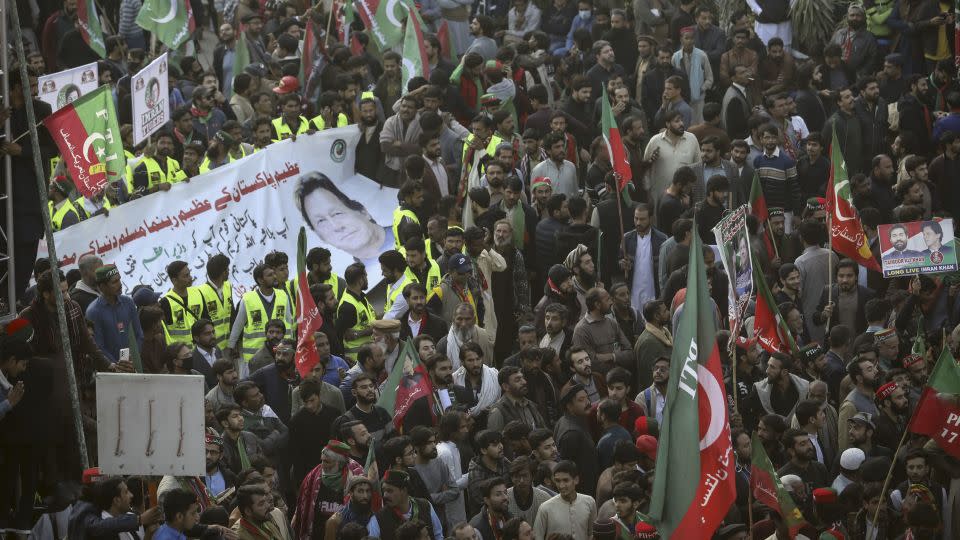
[0,0,16,321]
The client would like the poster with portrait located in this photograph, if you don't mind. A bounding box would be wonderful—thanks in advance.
[713,205,753,333]
[878,219,958,277]
[38,62,100,111]
[132,53,170,145]
[50,127,398,297]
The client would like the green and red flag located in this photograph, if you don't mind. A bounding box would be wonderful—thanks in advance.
[751,251,798,356]
[42,86,126,199]
[135,0,196,50]
[400,8,429,91]
[436,21,457,63]
[355,0,409,51]
[377,339,434,431]
[601,86,633,204]
[748,172,776,257]
[908,346,960,458]
[77,0,107,58]
[298,22,316,87]
[648,222,736,539]
[294,227,324,378]
[751,433,807,536]
[826,129,881,272]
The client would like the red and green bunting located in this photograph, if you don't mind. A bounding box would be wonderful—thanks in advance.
[908,346,960,458]
[378,339,434,431]
[648,224,735,539]
[294,227,324,378]
[601,87,632,204]
[751,250,798,356]
[748,172,775,257]
[42,86,125,199]
[826,129,882,272]
[77,0,106,58]
[751,433,807,536]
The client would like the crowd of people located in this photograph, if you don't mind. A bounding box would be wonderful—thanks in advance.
[4,0,960,539]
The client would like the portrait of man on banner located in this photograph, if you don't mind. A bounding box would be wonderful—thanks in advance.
[713,205,754,332]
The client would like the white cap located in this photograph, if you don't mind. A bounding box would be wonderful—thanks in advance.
[779,474,802,492]
[840,448,866,471]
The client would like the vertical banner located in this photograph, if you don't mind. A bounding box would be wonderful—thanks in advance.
[132,53,171,145]
[712,204,753,335]
[38,63,100,112]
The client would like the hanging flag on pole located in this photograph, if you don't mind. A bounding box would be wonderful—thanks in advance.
[354,0,408,51]
[601,86,633,204]
[42,86,126,198]
[751,251,798,355]
[400,8,429,91]
[648,222,736,539]
[294,227,324,378]
[299,22,316,87]
[377,340,434,431]
[751,433,807,536]
[77,0,107,58]
[908,346,960,458]
[436,20,457,62]
[826,129,882,271]
[135,0,196,50]
[233,30,252,84]
[748,172,776,257]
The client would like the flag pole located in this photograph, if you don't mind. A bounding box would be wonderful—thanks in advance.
[747,481,754,532]
[872,426,910,529]
[826,213,833,329]
[728,338,739,414]
[615,174,627,264]
[326,0,338,48]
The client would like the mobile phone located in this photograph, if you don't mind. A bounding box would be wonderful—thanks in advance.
[119,348,130,363]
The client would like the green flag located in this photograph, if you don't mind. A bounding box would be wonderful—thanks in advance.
[377,339,433,431]
[750,433,807,535]
[233,31,251,84]
[135,0,196,50]
[912,314,926,357]
[77,0,107,58]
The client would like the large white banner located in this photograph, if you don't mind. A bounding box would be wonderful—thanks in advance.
[53,127,398,297]
[38,62,100,111]
[132,53,171,145]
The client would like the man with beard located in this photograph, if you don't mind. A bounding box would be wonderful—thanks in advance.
[428,254,486,327]
[623,204,669,314]
[228,263,294,376]
[535,265,581,336]
[491,219,532,360]
[453,342,501,420]
[794,399,834,467]
[202,431,236,497]
[400,283,449,342]
[437,410,470,526]
[233,381,287,459]
[312,284,344,358]
[903,354,928,405]
[290,353,346,416]
[777,429,831,495]
[250,116,274,151]
[488,365,547,432]
[380,95,422,187]
[557,198,599,280]
[519,348,561,423]
[470,477,513,540]
[216,405,264,475]
[324,476,375,537]
[539,303,573,362]
[727,338,761,421]
[356,98,384,180]
[572,288,632,377]
[405,353,474,429]
[746,353,810,430]
[337,263,376,363]
[838,356,880,452]
[334,372,394,442]
[291,442,353,539]
[367,470,443,540]
[841,412,892,469]
[249,338,300,423]
[767,209,802,266]
[206,358,240,411]
[437,303,495,372]
[641,46,687,125]
[337,420,372,465]
[132,130,183,195]
[289,379,341,488]
[606,284,640,347]
[507,456,551,526]
[409,426,460,530]
[494,177,538,258]
[340,342,387,407]
[233,485,282,540]
[465,430,511,516]
[554,385,600,497]
[564,244,598,316]
[754,124,802,225]
[829,5,877,79]
[814,259,875,336]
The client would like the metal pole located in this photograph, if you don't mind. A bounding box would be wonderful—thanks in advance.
[9,0,89,468]
[0,0,15,320]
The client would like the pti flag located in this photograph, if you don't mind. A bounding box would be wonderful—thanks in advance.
[601,86,632,200]
[77,0,106,58]
[401,9,429,92]
[42,86,126,198]
[378,339,434,431]
[355,0,409,50]
[827,129,881,271]
[135,0,195,50]
[751,434,807,536]
[749,172,776,257]
[751,251,797,356]
[908,346,960,458]
[294,227,324,378]
[436,21,457,62]
[648,223,736,539]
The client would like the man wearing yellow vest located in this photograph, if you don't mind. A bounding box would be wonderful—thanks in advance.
[404,237,442,292]
[391,181,425,249]
[336,262,376,361]
[306,247,346,300]
[199,123,255,173]
[131,131,183,196]
[264,250,297,311]
[310,91,350,130]
[226,263,295,378]
[47,179,82,231]
[271,93,312,142]
[197,254,234,351]
[379,250,411,320]
[159,260,208,345]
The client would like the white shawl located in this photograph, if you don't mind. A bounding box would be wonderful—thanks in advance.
[452,364,501,417]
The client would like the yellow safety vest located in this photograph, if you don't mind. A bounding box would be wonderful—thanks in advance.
[198,281,233,350]
[405,259,442,291]
[198,145,251,173]
[384,273,412,315]
[461,133,503,164]
[310,112,349,130]
[324,272,342,299]
[48,199,80,232]
[392,207,420,248]
[337,290,375,360]
[135,156,183,192]
[240,288,294,362]
[162,288,205,345]
[271,116,310,142]
[74,197,111,220]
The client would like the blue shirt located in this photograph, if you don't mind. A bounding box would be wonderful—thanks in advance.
[597,425,633,470]
[322,356,349,386]
[86,295,144,363]
[152,524,187,540]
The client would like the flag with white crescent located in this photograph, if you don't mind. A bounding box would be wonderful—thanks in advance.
[826,129,881,271]
[135,0,196,50]
[355,0,409,51]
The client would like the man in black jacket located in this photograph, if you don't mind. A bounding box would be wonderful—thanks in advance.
[553,384,599,496]
[67,476,163,540]
[469,478,513,540]
[399,283,448,342]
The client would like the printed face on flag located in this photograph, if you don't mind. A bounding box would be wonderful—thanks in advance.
[712,205,753,330]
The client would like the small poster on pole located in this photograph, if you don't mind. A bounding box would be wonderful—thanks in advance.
[878,219,958,277]
[132,53,170,145]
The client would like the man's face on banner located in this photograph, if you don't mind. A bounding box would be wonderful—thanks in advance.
[889,226,908,251]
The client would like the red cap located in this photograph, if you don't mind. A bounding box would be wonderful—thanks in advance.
[272,75,300,94]
[902,354,924,368]
[875,381,898,401]
[635,435,658,460]
[635,521,658,539]
[679,26,695,35]
[812,487,838,504]
[82,467,103,484]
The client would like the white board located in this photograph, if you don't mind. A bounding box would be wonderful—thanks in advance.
[131,53,171,145]
[38,62,100,111]
[95,373,206,476]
